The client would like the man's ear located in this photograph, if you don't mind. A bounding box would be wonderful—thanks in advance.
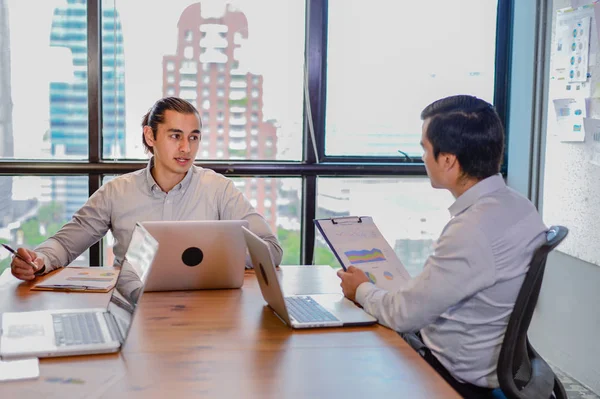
[440,152,458,171]
[143,126,155,149]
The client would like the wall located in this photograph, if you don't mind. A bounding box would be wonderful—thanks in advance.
[529,251,600,392]
[507,0,600,394]
[542,1,600,267]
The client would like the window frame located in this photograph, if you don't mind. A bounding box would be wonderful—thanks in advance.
[0,0,512,266]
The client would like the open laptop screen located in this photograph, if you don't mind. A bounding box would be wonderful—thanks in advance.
[106,223,159,343]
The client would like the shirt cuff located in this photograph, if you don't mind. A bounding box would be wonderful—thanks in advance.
[355,282,376,306]
[35,252,54,274]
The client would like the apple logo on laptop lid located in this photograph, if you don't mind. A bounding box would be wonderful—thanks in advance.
[182,247,203,267]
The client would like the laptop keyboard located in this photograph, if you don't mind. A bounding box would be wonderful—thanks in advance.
[284,296,340,323]
[52,313,107,346]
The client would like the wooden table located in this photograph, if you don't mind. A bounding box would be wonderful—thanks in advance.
[0,267,459,398]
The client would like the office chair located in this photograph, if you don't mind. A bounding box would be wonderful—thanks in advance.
[497,225,569,399]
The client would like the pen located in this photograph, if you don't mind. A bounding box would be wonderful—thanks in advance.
[1,243,40,271]
[41,285,90,291]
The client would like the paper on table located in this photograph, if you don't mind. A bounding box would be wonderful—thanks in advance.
[0,362,122,398]
[0,358,39,382]
[32,266,120,292]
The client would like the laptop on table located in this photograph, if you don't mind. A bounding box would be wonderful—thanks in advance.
[140,220,249,291]
[242,226,377,329]
[0,223,158,359]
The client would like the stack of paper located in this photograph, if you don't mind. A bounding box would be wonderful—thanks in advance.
[31,267,120,293]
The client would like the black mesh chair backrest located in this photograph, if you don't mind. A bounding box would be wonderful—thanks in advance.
[497,225,568,399]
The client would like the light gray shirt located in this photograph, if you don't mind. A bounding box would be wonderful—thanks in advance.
[34,158,283,272]
[355,174,547,388]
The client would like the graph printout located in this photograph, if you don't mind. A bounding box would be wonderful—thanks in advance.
[315,216,411,292]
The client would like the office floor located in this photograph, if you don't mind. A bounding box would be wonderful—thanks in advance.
[553,366,599,399]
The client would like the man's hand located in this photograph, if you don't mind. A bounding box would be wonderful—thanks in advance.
[336,265,371,302]
[11,248,45,281]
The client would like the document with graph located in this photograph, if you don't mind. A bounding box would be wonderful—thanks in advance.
[31,266,120,292]
[315,216,411,292]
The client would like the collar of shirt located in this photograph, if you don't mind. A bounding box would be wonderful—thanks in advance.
[143,157,195,195]
[448,173,505,217]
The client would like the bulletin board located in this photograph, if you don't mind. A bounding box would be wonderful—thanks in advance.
[542,0,600,267]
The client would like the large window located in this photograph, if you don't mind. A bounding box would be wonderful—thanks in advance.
[101,0,305,161]
[0,0,509,275]
[0,176,90,274]
[325,0,499,157]
[315,178,453,276]
[3,0,89,160]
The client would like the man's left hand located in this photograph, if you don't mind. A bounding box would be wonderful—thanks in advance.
[336,266,371,302]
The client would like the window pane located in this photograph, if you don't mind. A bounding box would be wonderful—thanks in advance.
[315,178,453,276]
[325,0,498,157]
[230,177,301,265]
[2,0,88,160]
[102,176,301,265]
[0,176,89,275]
[102,0,305,161]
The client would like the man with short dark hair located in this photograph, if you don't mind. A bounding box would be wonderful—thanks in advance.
[337,95,547,397]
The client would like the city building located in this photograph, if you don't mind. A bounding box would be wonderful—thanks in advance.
[162,3,278,231]
[48,0,126,221]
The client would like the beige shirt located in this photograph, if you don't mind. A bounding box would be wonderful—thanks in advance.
[35,158,283,271]
[355,174,547,387]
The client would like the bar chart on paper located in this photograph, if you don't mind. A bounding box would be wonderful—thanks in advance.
[315,216,411,292]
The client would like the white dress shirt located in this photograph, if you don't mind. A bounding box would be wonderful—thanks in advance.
[355,174,547,387]
[34,158,283,272]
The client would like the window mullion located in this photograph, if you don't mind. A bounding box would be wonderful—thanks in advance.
[88,0,101,165]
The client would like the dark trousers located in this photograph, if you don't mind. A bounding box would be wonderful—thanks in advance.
[400,332,499,399]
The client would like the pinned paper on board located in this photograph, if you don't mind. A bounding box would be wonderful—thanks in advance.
[553,98,587,141]
[591,82,600,97]
[571,0,594,10]
[584,117,600,166]
[570,16,591,82]
[554,11,591,83]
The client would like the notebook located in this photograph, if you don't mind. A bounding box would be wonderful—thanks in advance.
[0,223,158,359]
[242,226,377,329]
[140,220,249,291]
[31,266,120,293]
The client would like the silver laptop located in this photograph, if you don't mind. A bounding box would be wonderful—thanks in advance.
[141,220,249,291]
[242,226,377,329]
[0,223,159,359]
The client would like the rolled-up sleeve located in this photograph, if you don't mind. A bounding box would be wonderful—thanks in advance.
[34,184,112,273]
[355,219,495,332]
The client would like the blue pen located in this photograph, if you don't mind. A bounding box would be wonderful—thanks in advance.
[1,243,40,272]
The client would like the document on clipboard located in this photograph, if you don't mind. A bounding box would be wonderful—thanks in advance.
[315,216,411,292]
[31,267,120,293]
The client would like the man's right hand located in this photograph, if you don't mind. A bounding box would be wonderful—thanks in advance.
[10,248,45,281]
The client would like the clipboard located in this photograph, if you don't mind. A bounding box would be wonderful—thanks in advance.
[31,267,120,293]
[314,216,411,292]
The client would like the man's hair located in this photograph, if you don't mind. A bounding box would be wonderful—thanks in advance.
[141,97,201,154]
[420,95,505,180]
